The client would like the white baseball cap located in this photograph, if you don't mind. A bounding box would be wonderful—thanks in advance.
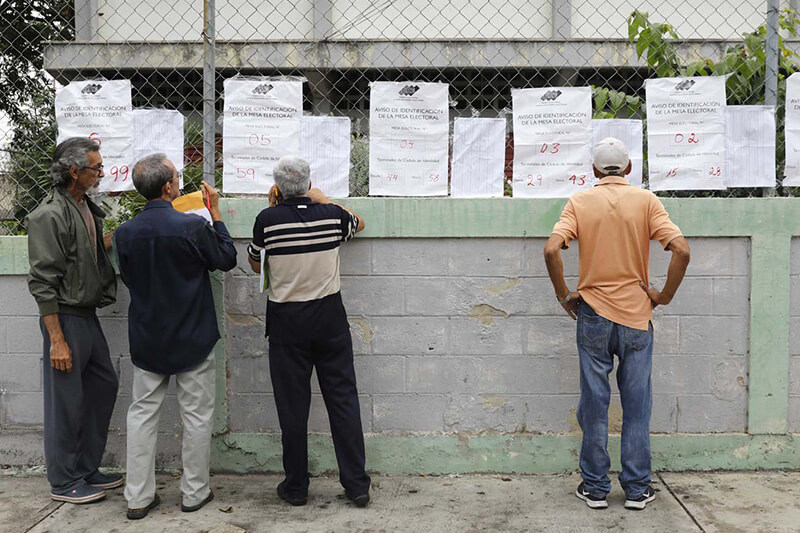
[593,137,630,175]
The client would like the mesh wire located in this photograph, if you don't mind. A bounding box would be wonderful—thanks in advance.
[0,0,797,233]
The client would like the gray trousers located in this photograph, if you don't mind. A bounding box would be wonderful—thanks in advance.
[41,314,119,491]
[124,354,215,508]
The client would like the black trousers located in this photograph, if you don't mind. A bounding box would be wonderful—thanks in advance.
[269,331,370,497]
[41,314,119,491]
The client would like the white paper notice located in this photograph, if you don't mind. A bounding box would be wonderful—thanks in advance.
[222,79,302,194]
[132,109,185,177]
[512,87,593,198]
[591,119,644,188]
[784,73,800,186]
[451,118,506,198]
[300,116,351,198]
[55,79,134,193]
[645,76,727,191]
[724,106,775,188]
[369,82,449,196]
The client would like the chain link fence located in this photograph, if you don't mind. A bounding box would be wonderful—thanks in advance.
[1,0,798,233]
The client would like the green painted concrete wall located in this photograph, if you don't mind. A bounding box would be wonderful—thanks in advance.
[3,198,800,472]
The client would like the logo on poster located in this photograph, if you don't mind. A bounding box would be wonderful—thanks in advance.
[252,83,274,95]
[81,83,102,95]
[674,79,696,91]
[541,90,562,102]
[398,85,420,96]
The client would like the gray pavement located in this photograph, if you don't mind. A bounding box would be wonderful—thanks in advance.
[1,470,798,532]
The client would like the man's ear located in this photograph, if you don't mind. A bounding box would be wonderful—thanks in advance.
[624,161,633,176]
[69,165,80,182]
[308,181,312,191]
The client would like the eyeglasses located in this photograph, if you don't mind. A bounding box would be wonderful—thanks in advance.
[80,165,104,174]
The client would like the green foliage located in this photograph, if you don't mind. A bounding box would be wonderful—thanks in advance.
[592,87,642,119]
[349,134,369,197]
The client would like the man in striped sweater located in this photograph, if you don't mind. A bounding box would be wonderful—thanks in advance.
[247,156,370,508]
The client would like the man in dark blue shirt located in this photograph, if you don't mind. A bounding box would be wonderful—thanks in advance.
[114,153,236,520]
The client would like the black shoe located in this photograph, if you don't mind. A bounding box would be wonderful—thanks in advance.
[346,491,370,508]
[50,481,106,504]
[127,493,161,520]
[575,482,608,509]
[181,490,214,512]
[85,470,125,490]
[277,481,307,506]
[625,486,656,510]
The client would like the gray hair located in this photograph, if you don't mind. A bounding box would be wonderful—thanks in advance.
[132,153,173,200]
[273,156,310,199]
[50,137,100,187]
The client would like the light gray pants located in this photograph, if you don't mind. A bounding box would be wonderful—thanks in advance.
[124,354,215,508]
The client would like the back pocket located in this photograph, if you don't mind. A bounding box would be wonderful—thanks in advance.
[580,314,610,352]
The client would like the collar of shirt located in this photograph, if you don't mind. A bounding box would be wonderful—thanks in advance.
[281,197,315,206]
[143,199,175,210]
[595,176,630,187]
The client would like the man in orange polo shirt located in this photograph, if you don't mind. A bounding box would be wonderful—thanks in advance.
[544,137,690,510]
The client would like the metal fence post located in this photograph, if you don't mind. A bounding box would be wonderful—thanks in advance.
[765,0,780,195]
[203,0,216,186]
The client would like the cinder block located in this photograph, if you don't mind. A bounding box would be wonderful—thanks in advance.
[348,317,372,355]
[712,358,748,401]
[0,320,6,353]
[370,317,447,355]
[680,316,748,355]
[97,284,130,317]
[443,394,529,433]
[523,238,580,277]
[788,356,800,396]
[523,394,581,433]
[404,278,451,315]
[371,239,449,275]
[792,277,800,317]
[0,355,41,391]
[97,317,130,356]
[372,394,446,431]
[447,239,522,277]
[340,276,405,315]
[648,241,673,276]
[652,316,680,355]
[791,237,800,276]
[406,356,478,394]
[307,394,372,433]
[652,356,713,395]
[339,239,371,276]
[0,276,40,316]
[224,275,260,315]
[473,356,560,394]
[228,394,280,432]
[228,355,273,394]
[1,392,43,426]
[525,317,578,356]
[354,356,404,394]
[448,318,525,355]
[712,277,750,316]
[5,317,43,354]
[660,278,713,316]
[683,238,749,277]
[109,394,130,433]
[676,394,747,432]
[427,277,562,317]
[230,240,254,276]
[556,356,580,393]
[791,318,800,355]
[651,395,678,433]
[789,397,800,432]
[226,314,268,358]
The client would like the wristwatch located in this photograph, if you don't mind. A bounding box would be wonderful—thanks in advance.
[559,293,575,305]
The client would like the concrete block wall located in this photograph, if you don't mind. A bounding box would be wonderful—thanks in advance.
[790,238,800,432]
[224,237,750,436]
[0,276,185,466]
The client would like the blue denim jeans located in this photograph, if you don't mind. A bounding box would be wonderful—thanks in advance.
[576,300,653,499]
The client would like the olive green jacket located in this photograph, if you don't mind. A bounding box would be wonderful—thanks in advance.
[27,187,117,316]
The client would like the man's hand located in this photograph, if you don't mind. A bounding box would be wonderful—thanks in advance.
[308,188,330,204]
[50,338,72,373]
[640,282,671,308]
[200,182,222,221]
[559,291,581,320]
[103,231,114,251]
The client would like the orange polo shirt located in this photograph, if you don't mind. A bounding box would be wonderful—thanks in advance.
[551,176,683,331]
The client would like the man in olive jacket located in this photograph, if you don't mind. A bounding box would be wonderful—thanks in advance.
[27,137,120,504]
